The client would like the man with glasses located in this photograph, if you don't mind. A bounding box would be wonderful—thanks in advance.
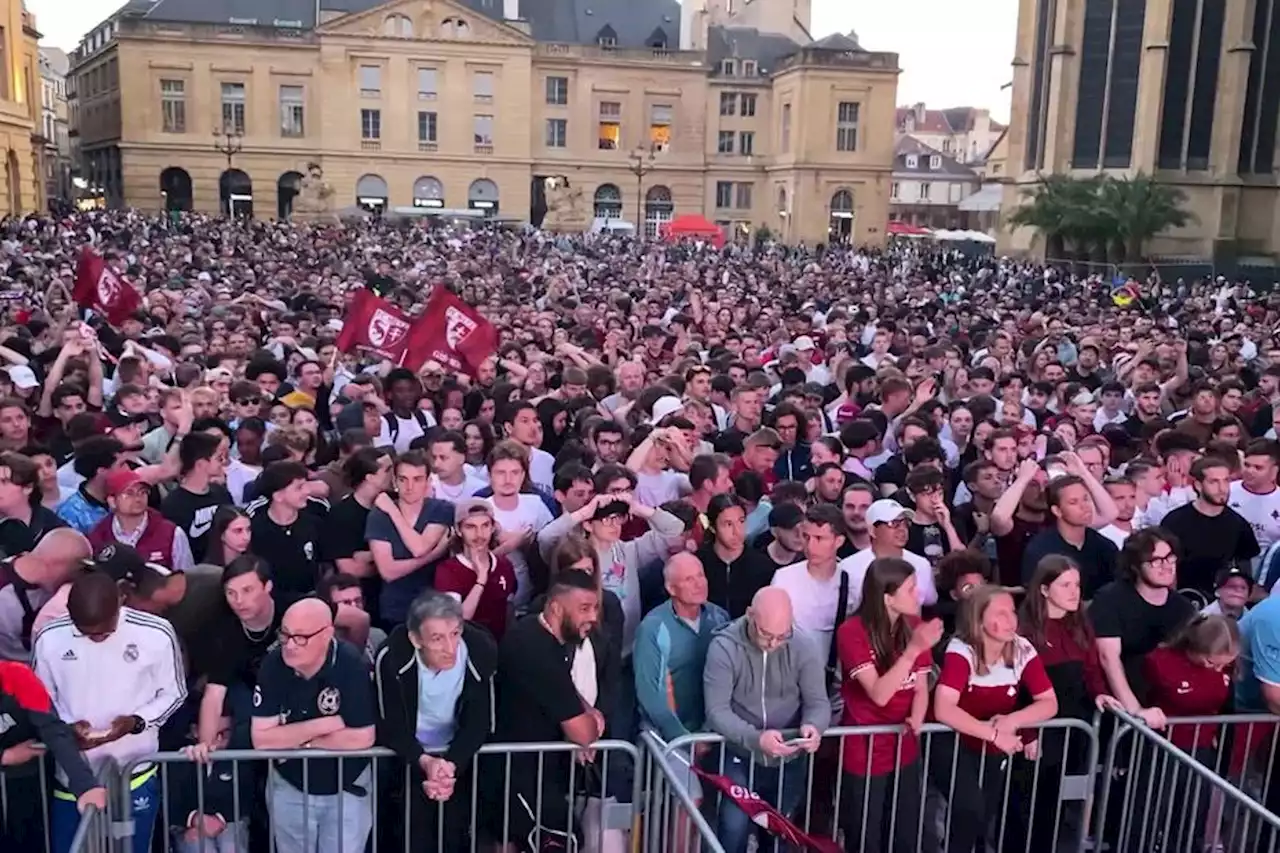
[839,500,937,613]
[252,598,376,853]
[703,586,828,853]
[33,570,186,853]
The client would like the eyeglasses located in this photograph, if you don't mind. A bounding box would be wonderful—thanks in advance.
[874,518,909,530]
[279,626,329,647]
[753,624,793,645]
[1144,552,1177,567]
[236,397,261,406]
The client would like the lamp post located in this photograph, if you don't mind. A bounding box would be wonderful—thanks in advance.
[212,123,243,168]
[627,144,657,232]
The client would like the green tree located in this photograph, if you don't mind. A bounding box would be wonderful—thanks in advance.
[1006,175,1109,261]
[1097,174,1193,264]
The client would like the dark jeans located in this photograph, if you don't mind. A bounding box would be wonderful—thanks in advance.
[932,742,1015,853]
[839,761,930,853]
[0,767,46,853]
[715,753,809,853]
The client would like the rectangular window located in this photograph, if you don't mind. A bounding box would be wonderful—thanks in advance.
[739,131,754,155]
[735,182,753,209]
[720,59,736,75]
[598,101,621,149]
[220,82,246,134]
[742,60,757,76]
[649,103,672,152]
[279,85,304,137]
[718,130,735,153]
[546,117,567,147]
[929,154,941,170]
[781,103,791,152]
[919,182,931,200]
[836,101,859,151]
[474,114,494,149]
[546,76,568,105]
[473,71,494,102]
[417,67,437,100]
[891,181,900,200]
[359,64,381,98]
[740,93,757,117]
[906,154,918,169]
[715,181,733,208]
[719,92,736,116]
[160,78,185,133]
[418,110,437,143]
[360,108,381,140]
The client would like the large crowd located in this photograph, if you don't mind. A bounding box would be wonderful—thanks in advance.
[0,209,1278,853]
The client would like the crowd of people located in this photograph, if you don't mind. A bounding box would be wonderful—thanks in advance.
[0,209,1278,853]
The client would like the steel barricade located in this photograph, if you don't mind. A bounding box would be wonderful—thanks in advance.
[1094,709,1280,853]
[647,718,1100,853]
[116,740,642,853]
[638,731,725,853]
[2,753,119,853]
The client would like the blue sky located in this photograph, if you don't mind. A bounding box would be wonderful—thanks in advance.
[29,0,1017,121]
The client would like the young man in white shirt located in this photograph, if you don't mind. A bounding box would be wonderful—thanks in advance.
[837,500,937,612]
[498,401,555,491]
[769,504,855,665]
[1097,476,1140,549]
[1229,439,1280,557]
[428,431,486,502]
[483,441,554,609]
[34,570,186,853]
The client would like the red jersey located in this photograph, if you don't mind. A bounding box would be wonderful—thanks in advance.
[433,553,518,641]
[730,456,778,497]
[837,616,934,775]
[1142,646,1231,749]
[938,636,1053,752]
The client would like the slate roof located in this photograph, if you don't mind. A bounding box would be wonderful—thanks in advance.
[894,104,1006,135]
[706,25,801,77]
[139,0,681,47]
[893,136,979,179]
[809,31,859,50]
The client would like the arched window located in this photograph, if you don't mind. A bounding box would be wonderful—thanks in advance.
[594,184,622,220]
[441,17,471,39]
[383,14,413,38]
[643,185,673,238]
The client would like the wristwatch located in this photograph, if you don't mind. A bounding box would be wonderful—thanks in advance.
[128,715,147,736]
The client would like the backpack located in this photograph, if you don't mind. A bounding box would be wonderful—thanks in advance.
[0,558,41,653]
[383,411,433,447]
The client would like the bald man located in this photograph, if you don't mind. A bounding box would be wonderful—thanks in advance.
[0,528,91,661]
[703,586,830,853]
[251,597,376,853]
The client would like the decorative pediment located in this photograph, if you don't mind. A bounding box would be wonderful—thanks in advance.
[318,0,533,46]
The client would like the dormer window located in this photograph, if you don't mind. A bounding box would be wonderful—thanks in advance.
[721,59,736,75]
[905,154,917,169]
[597,25,618,48]
[929,155,941,170]
[647,27,668,52]
[742,60,756,75]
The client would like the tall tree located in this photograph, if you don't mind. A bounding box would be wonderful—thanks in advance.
[1097,174,1193,263]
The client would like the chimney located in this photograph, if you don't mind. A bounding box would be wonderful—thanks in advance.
[503,0,519,20]
[914,102,926,124]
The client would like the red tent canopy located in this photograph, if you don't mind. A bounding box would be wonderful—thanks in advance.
[662,214,725,247]
[886,220,932,237]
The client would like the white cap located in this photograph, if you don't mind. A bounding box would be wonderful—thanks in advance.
[866,500,915,526]
[651,395,685,423]
[6,365,37,390]
[793,335,816,352]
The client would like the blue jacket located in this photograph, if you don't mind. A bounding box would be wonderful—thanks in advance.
[633,600,729,742]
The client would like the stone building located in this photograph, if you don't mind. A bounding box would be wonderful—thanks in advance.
[1002,0,1280,260]
[0,1,42,214]
[68,0,900,244]
[39,46,71,205]
[889,136,981,230]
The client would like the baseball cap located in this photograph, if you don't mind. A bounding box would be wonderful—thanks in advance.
[6,365,37,390]
[1215,566,1253,588]
[454,498,495,526]
[651,396,685,423]
[591,499,631,522]
[104,468,147,498]
[793,335,816,352]
[91,543,173,584]
[866,500,915,526]
[106,408,149,428]
[279,390,316,409]
[768,502,805,530]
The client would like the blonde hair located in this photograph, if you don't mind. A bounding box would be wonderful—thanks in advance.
[955,584,1016,676]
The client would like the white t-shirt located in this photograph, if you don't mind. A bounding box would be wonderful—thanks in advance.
[528,447,556,491]
[769,561,854,664]
[226,459,261,506]
[1228,481,1280,553]
[375,410,438,454]
[430,473,486,503]
[634,470,689,508]
[837,548,938,613]
[482,494,554,608]
[1097,523,1132,550]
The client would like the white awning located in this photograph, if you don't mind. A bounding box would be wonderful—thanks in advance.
[958,183,1003,212]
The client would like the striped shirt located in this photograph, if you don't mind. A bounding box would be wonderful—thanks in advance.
[32,607,186,777]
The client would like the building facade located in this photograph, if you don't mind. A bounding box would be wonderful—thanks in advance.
[68,0,900,244]
[1003,0,1280,260]
[0,2,42,214]
[894,103,1006,165]
[39,46,70,205]
[889,136,981,230]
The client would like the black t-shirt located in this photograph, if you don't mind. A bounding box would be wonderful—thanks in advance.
[1020,527,1119,598]
[1089,580,1196,704]
[321,494,380,620]
[249,507,323,596]
[1159,503,1260,595]
[0,507,68,558]
[874,456,908,493]
[207,594,298,690]
[496,615,586,785]
[161,484,234,562]
[252,639,374,795]
[1070,368,1103,392]
[906,520,947,567]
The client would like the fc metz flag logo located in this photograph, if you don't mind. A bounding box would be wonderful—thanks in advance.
[368,307,410,350]
[73,247,141,327]
[335,288,414,363]
[445,305,477,349]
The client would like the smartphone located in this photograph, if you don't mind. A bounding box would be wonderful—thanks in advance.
[783,737,807,748]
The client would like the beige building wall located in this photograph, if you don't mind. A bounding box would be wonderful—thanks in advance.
[76,0,899,244]
[0,1,41,214]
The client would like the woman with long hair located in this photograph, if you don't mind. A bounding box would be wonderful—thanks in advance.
[463,420,495,484]
[934,585,1058,853]
[536,397,570,458]
[202,506,252,568]
[836,557,942,853]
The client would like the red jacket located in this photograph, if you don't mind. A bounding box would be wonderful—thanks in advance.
[86,508,179,568]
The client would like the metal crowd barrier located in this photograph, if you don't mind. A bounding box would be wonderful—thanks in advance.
[1,755,119,853]
[639,731,726,853]
[1095,710,1280,853]
[115,740,642,853]
[647,718,1100,853]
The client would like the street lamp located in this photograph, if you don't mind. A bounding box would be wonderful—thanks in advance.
[212,123,243,167]
[627,144,657,230]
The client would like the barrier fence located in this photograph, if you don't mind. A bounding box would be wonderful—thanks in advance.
[4,713,1279,853]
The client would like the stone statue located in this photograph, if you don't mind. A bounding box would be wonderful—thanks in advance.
[542,176,588,232]
[291,161,337,223]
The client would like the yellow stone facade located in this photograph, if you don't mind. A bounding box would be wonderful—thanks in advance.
[0,1,43,215]
[70,0,899,244]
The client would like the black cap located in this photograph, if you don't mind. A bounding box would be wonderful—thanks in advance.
[768,502,805,530]
[590,500,631,522]
[1215,566,1253,588]
[90,543,173,584]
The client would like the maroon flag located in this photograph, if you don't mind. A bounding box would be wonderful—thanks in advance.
[690,764,843,853]
[73,247,141,327]
[403,286,498,376]
[335,288,415,363]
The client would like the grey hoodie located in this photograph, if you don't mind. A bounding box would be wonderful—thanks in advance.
[703,616,831,766]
